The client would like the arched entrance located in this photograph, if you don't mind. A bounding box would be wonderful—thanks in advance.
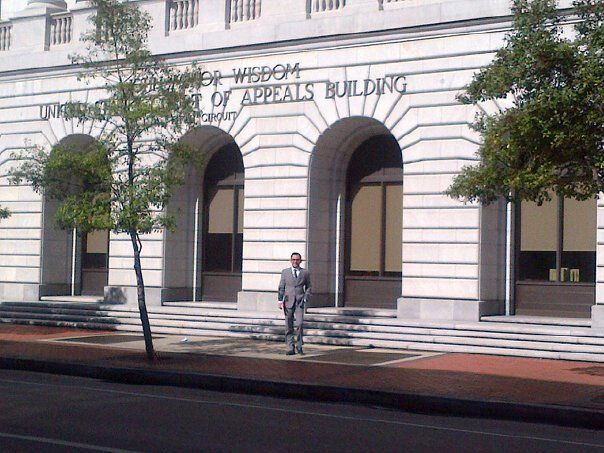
[201,142,244,301]
[308,117,403,309]
[345,135,403,308]
[40,134,110,298]
[163,127,244,303]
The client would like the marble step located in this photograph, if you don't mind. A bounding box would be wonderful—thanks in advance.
[482,315,591,327]
[1,303,602,341]
[3,310,604,352]
[306,307,396,318]
[162,301,238,310]
[2,302,600,336]
[2,317,602,362]
[0,302,279,320]
[41,296,104,303]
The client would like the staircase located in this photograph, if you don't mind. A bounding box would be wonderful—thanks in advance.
[1,300,603,362]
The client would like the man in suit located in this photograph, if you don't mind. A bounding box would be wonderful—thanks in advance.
[278,252,311,355]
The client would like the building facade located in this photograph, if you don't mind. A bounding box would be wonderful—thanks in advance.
[1,0,603,329]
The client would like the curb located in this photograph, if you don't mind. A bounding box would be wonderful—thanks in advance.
[1,356,603,430]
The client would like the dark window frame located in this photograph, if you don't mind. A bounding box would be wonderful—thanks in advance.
[514,196,596,284]
[344,136,403,278]
[202,145,244,274]
[81,230,110,270]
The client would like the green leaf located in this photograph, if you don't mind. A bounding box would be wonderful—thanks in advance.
[449,0,604,205]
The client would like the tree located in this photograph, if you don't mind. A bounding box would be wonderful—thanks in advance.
[0,206,8,220]
[11,0,204,359]
[447,0,604,205]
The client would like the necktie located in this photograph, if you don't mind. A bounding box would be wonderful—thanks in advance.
[294,268,299,279]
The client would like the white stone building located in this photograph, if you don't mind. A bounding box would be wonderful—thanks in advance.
[0,0,603,358]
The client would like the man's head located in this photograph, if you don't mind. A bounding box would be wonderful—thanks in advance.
[290,252,302,268]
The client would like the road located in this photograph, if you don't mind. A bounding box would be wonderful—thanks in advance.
[0,369,602,452]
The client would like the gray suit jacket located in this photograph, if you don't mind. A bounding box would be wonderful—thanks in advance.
[278,267,311,309]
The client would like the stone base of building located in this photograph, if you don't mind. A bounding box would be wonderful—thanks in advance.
[237,291,281,313]
[590,305,604,329]
[38,283,72,298]
[305,292,336,308]
[104,286,162,306]
[160,287,198,303]
[397,297,502,322]
[0,283,41,302]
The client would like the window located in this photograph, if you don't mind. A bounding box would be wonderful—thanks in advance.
[518,195,596,283]
[346,135,402,277]
[203,144,244,273]
[82,230,109,270]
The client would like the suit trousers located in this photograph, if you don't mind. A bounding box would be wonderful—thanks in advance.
[284,300,304,349]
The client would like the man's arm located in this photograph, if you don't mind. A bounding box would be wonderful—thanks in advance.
[278,270,286,302]
[303,271,311,303]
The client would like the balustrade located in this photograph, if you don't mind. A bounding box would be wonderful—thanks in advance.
[50,15,73,46]
[311,0,346,13]
[380,0,406,9]
[230,0,261,23]
[0,24,11,51]
[168,0,199,31]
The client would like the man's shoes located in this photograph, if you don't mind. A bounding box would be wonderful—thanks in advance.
[286,348,295,356]
[296,346,304,355]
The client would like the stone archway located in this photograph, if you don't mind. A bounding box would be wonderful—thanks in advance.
[163,126,244,303]
[307,117,403,309]
[40,134,109,297]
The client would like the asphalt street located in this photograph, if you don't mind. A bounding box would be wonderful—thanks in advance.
[0,369,603,453]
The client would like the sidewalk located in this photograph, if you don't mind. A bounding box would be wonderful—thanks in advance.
[0,323,602,429]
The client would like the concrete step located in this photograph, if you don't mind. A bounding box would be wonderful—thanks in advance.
[162,301,238,310]
[1,302,601,339]
[41,296,104,303]
[0,302,278,320]
[7,302,598,337]
[4,315,603,362]
[6,310,604,354]
[3,305,602,344]
[482,315,591,328]
[302,335,604,363]
[306,307,396,318]
[2,301,604,361]
[1,303,601,341]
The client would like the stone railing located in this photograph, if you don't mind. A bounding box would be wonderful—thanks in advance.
[230,0,261,23]
[380,0,405,8]
[49,14,73,46]
[310,0,346,13]
[0,23,11,51]
[167,0,199,32]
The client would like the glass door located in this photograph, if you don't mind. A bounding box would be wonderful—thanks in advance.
[80,230,109,296]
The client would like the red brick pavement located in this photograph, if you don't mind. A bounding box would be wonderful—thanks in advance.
[0,324,602,413]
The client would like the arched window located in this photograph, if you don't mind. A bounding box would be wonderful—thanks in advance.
[202,143,244,301]
[40,135,110,298]
[345,134,403,308]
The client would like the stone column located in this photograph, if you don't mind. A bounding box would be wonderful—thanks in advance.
[591,194,604,328]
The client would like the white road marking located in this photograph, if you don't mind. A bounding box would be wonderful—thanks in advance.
[0,376,602,449]
[0,431,139,453]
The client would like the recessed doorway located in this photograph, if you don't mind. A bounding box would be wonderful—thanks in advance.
[201,143,244,302]
[308,117,403,310]
[344,135,403,308]
[80,230,110,296]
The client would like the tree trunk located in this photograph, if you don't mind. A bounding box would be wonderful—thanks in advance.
[129,230,155,360]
